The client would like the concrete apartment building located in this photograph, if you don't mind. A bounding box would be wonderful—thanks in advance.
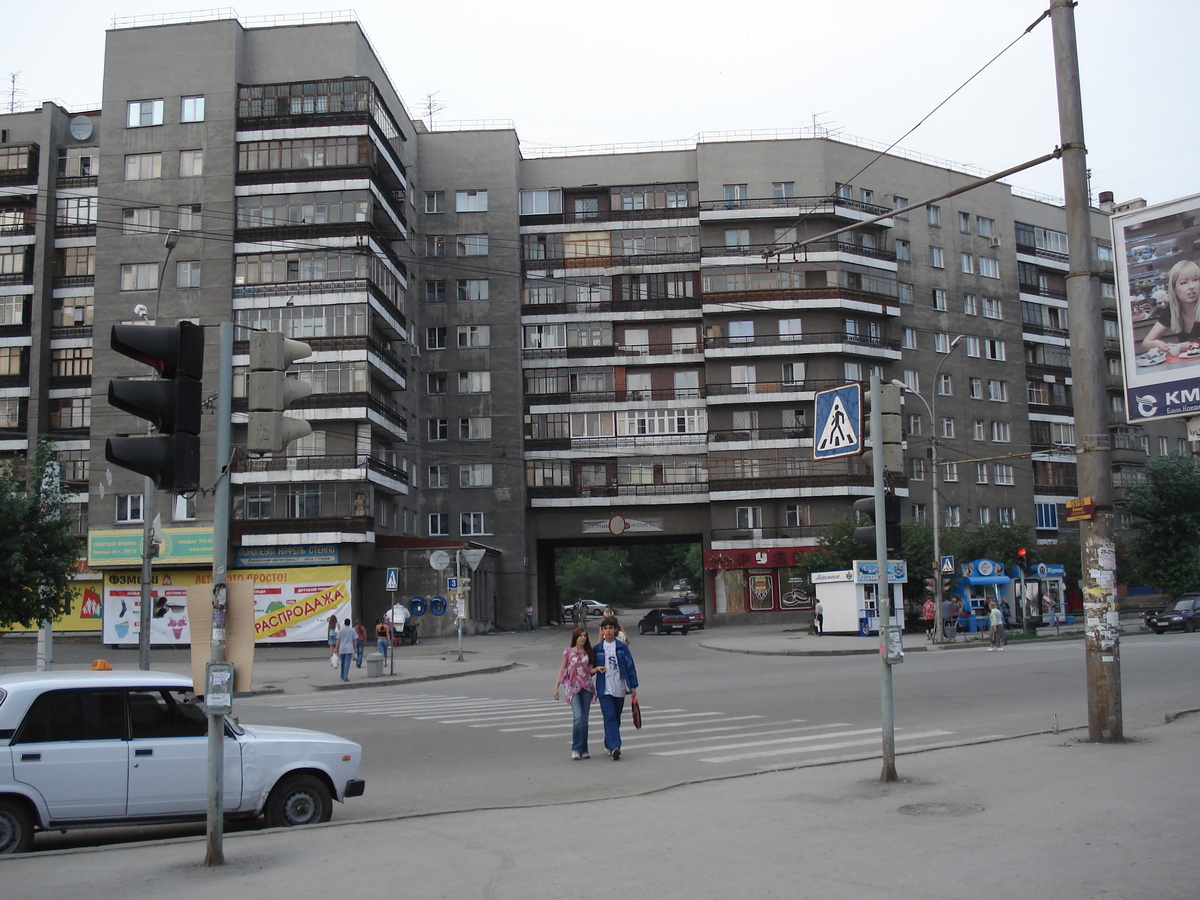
[0,12,1182,635]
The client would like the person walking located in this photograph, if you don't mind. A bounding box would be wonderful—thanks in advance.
[592,617,638,760]
[922,597,936,640]
[987,600,1005,651]
[353,619,366,668]
[375,617,391,660]
[327,614,339,666]
[941,597,953,641]
[553,627,598,760]
[336,617,357,681]
[814,600,824,635]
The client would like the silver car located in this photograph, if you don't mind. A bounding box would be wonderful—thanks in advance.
[0,669,364,854]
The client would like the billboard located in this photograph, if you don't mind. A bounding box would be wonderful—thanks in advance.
[1113,192,1200,422]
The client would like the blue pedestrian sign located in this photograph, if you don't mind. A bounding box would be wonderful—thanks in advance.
[940,556,955,575]
[385,567,399,592]
[813,384,862,459]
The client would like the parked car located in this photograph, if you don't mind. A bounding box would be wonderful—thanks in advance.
[637,608,691,635]
[1145,594,1200,634]
[560,599,608,621]
[0,669,365,854]
[668,602,705,630]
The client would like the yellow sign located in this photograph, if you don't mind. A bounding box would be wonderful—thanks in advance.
[1065,497,1095,522]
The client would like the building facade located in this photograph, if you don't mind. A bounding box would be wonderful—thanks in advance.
[0,12,1182,634]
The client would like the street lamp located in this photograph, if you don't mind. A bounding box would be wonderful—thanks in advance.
[891,333,963,644]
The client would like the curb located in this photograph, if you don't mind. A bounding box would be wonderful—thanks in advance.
[311,662,520,691]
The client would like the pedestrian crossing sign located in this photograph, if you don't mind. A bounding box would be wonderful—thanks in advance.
[813,384,862,459]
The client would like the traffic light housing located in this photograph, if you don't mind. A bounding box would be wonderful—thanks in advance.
[105,321,204,492]
[852,493,902,554]
[152,594,169,618]
[247,332,313,454]
[1017,547,1040,574]
[861,383,904,474]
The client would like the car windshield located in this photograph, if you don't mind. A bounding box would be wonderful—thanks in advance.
[1171,599,1195,610]
[677,605,700,615]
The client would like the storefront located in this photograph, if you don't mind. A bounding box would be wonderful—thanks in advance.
[704,547,816,617]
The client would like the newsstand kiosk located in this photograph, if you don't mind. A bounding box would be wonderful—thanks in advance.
[811,560,907,635]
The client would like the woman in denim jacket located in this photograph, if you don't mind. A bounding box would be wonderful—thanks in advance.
[592,617,639,759]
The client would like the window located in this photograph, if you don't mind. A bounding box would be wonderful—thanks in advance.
[180,96,205,122]
[519,189,561,215]
[988,379,1008,402]
[984,339,1006,361]
[0,296,25,326]
[892,196,908,218]
[126,99,164,127]
[943,461,959,482]
[772,181,795,200]
[426,280,446,303]
[426,327,447,350]
[428,513,449,536]
[927,205,941,227]
[458,325,490,348]
[902,370,920,393]
[428,465,449,489]
[425,191,445,213]
[425,236,445,257]
[844,318,859,339]
[779,318,802,341]
[969,377,983,400]
[176,261,201,288]
[897,282,913,304]
[173,205,202,234]
[860,188,874,205]
[456,190,488,212]
[735,506,762,529]
[997,507,1015,524]
[930,247,944,268]
[991,421,1011,443]
[730,321,754,344]
[1096,243,1113,262]
[724,229,750,248]
[895,239,910,261]
[907,414,922,435]
[781,362,805,385]
[959,211,971,233]
[723,184,748,208]
[909,457,926,481]
[56,247,93,277]
[56,196,96,226]
[50,347,89,377]
[1035,502,1058,530]
[975,463,990,485]
[122,207,160,234]
[933,289,947,311]
[960,253,974,274]
[981,297,1001,319]
[944,506,961,528]
[460,512,493,536]
[963,293,978,316]
[172,494,196,522]
[124,152,162,181]
[973,419,986,440]
[966,336,981,358]
[934,333,951,353]
[426,373,447,394]
[458,371,491,394]
[116,493,144,523]
[979,257,1000,279]
[903,327,917,350]
[179,150,203,177]
[844,361,862,382]
[977,507,993,526]
[938,373,953,396]
[457,234,488,256]
[731,364,757,390]
[458,279,490,301]
[460,417,492,440]
[120,263,158,291]
[428,418,448,441]
[994,464,1014,485]
[835,183,852,201]
[784,504,806,527]
[940,417,955,439]
[460,464,493,487]
[977,217,995,238]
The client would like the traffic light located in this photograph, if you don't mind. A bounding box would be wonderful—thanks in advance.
[247,332,313,454]
[152,594,169,618]
[105,321,205,492]
[852,493,902,554]
[861,383,904,473]
[1017,547,1040,574]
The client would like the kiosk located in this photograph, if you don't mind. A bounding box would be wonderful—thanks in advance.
[812,560,907,634]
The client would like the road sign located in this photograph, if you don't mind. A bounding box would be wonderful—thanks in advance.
[447,577,459,592]
[940,556,955,575]
[460,548,485,571]
[385,567,399,592]
[813,384,862,459]
[429,550,451,570]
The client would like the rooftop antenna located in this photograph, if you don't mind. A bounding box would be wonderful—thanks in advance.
[7,72,25,113]
[423,91,447,131]
[810,110,841,140]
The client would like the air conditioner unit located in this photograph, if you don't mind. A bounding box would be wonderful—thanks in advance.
[990,236,1002,248]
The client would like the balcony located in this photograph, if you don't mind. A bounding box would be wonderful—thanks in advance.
[526,481,709,501]
[233,452,410,486]
[524,432,708,452]
[699,196,893,219]
[524,386,706,407]
[706,378,858,399]
[702,239,896,265]
[709,425,813,443]
[702,283,898,315]
[710,523,826,543]
[232,278,407,332]
[705,332,901,354]
[1015,243,1069,265]
[523,249,701,272]
[522,292,697,318]
[520,205,700,227]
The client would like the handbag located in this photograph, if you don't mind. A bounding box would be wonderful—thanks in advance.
[330,652,337,668]
[630,695,642,729]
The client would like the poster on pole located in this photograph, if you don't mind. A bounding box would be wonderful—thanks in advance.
[1113,192,1200,422]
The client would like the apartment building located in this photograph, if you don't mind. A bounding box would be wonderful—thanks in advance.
[0,12,1182,633]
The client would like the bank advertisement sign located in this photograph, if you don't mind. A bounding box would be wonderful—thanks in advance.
[1113,192,1200,422]
[102,564,352,645]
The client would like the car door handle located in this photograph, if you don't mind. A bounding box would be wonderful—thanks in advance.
[20,753,41,761]
[135,748,153,757]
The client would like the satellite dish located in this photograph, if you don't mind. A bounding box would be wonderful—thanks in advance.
[429,550,451,571]
[70,116,93,141]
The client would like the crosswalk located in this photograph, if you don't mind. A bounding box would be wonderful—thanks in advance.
[242,691,963,769]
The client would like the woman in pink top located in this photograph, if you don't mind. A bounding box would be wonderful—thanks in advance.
[553,627,598,760]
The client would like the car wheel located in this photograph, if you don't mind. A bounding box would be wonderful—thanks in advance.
[1153,628,1165,635]
[639,624,647,635]
[655,624,664,635]
[1186,620,1197,634]
[0,798,34,855]
[265,774,333,828]
[682,627,690,635]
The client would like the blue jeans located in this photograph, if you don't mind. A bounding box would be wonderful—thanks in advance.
[598,693,625,751]
[339,653,353,680]
[355,640,364,667]
[377,638,389,658]
[570,690,593,754]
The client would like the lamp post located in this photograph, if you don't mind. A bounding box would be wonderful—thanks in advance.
[892,334,963,644]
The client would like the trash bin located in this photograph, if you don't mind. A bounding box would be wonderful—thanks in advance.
[366,652,385,677]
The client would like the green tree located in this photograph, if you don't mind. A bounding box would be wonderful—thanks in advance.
[1120,454,1200,598]
[555,547,635,609]
[943,520,1035,569]
[0,443,85,629]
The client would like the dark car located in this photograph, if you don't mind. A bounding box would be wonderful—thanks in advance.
[1145,594,1200,634]
[638,608,691,635]
[667,601,705,630]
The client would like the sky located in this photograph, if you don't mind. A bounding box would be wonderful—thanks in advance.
[5,0,1198,207]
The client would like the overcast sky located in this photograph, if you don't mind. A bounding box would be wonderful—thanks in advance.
[6,0,1197,207]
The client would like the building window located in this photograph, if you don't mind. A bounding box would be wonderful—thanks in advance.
[735,506,762,529]
[176,261,201,288]
[898,282,913,304]
[172,493,196,521]
[966,336,981,358]
[938,373,952,396]
[988,379,1008,402]
[730,320,754,343]
[120,263,159,291]
[973,419,986,440]
[458,279,490,302]
[724,229,750,249]
[979,257,1000,279]
[122,207,160,234]
[460,416,492,440]
[56,196,96,226]
[956,211,970,233]
[428,465,449,489]
[124,153,162,181]
[997,506,1015,524]
[976,463,989,484]
[994,464,1014,485]
[426,327,447,350]
[902,370,920,393]
[460,464,493,487]
[984,339,1006,361]
[1035,502,1058,530]
[426,373,447,394]
[895,239,910,261]
[50,347,90,377]
[126,99,164,128]
[773,182,795,200]
[458,325,490,348]
[944,506,961,528]
[425,236,446,258]
[978,217,995,238]
[860,188,874,205]
[179,150,203,177]
[428,418,448,441]
[458,371,491,394]
[178,204,201,231]
[455,190,488,212]
[425,191,445,214]
[942,461,959,482]
[927,205,941,227]
[907,414,922,436]
[940,418,955,439]
[930,247,944,268]
[457,234,488,256]
[460,512,493,536]
[835,183,852,201]
[977,507,992,526]
[426,280,446,303]
[903,327,917,350]
[428,513,449,536]
[933,289,947,311]
[115,494,144,523]
[519,189,562,215]
[180,96,205,123]
[909,457,926,481]
[934,333,951,353]
[844,362,862,382]
[991,421,1011,443]
[960,253,974,274]
[723,184,749,208]
[981,297,1001,319]
[892,196,908,218]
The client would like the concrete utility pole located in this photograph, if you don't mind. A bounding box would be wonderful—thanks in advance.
[868,374,898,782]
[1051,0,1122,740]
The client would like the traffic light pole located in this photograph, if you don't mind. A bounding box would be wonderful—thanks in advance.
[869,374,898,782]
[138,476,155,670]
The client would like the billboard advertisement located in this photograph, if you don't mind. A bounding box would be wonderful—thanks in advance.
[1113,192,1200,422]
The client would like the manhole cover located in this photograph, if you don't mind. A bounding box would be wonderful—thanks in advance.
[897,802,984,817]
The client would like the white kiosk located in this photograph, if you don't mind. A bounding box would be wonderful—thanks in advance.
[812,560,907,635]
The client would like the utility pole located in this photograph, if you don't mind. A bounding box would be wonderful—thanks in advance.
[869,374,898,781]
[1051,0,1122,740]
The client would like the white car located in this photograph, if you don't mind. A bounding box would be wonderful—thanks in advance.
[0,669,364,854]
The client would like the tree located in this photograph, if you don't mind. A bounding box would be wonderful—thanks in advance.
[555,547,634,609]
[1120,454,1200,598]
[943,520,1036,570]
[0,443,85,629]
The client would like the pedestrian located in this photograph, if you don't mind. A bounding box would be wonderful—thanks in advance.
[327,614,339,665]
[592,616,638,760]
[353,618,366,668]
[987,600,1005,651]
[922,597,936,639]
[375,617,391,660]
[573,599,586,628]
[336,617,357,681]
[553,626,598,760]
[814,599,824,635]
[941,597,954,639]
[524,602,535,632]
